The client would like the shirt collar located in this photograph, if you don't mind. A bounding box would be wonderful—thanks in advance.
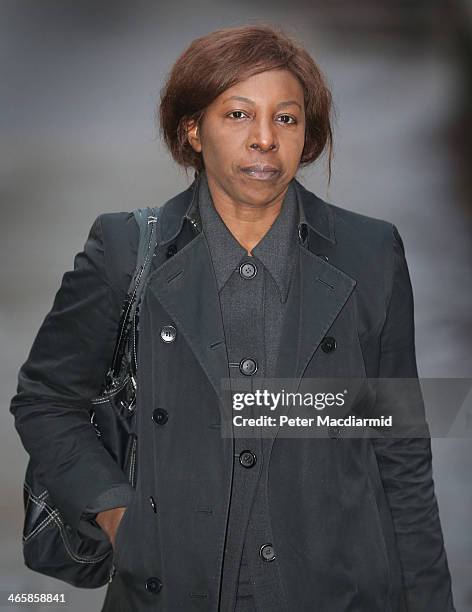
[197,170,298,302]
[198,172,246,292]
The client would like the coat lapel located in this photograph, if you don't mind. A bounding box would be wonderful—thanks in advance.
[273,244,357,384]
[296,245,357,381]
[265,242,357,446]
[146,231,230,408]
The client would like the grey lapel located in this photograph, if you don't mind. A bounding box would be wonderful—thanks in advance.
[146,231,230,408]
[266,243,357,446]
[273,245,356,381]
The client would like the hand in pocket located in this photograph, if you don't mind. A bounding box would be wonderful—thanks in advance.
[95,506,128,550]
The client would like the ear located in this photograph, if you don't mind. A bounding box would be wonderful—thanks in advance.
[186,119,202,153]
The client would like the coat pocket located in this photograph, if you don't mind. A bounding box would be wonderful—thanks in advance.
[123,433,138,488]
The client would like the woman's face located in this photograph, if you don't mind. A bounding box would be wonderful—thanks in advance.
[187,68,306,207]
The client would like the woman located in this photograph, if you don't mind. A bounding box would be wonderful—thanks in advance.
[10,24,455,611]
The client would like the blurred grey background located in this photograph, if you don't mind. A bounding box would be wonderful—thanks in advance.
[1,1,471,610]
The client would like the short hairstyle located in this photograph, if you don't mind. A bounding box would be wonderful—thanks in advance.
[159,24,334,181]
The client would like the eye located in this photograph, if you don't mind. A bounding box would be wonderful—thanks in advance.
[227,110,249,120]
[277,114,297,124]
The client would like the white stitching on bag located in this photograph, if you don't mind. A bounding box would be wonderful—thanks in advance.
[23,483,110,564]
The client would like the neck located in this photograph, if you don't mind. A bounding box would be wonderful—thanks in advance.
[205,173,288,254]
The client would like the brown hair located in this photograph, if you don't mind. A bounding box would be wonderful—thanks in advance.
[158,24,334,182]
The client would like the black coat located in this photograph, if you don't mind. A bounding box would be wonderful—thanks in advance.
[11,178,455,611]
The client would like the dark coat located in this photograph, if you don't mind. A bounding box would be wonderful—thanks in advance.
[11,178,455,611]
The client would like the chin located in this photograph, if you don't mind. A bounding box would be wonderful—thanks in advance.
[240,187,280,207]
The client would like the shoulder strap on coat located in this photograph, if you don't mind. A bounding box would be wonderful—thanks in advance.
[108,206,162,381]
[131,205,162,308]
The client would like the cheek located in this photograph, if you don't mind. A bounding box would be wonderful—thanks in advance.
[280,123,305,145]
[204,142,244,175]
[200,140,224,169]
[282,134,306,166]
[201,128,238,162]
[294,127,307,152]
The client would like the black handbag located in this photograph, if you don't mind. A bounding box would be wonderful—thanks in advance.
[21,206,162,588]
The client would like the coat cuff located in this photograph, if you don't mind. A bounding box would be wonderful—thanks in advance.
[79,483,136,542]
[82,483,136,518]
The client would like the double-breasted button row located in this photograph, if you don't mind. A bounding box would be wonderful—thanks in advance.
[154,326,174,426]
[239,450,257,469]
[259,543,276,562]
[239,358,258,376]
[145,576,162,594]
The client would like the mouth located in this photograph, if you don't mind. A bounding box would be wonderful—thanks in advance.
[239,164,281,181]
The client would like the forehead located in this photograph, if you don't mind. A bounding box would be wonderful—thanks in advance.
[216,69,304,105]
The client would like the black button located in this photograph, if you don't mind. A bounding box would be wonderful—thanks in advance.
[239,261,257,279]
[239,450,257,469]
[259,543,276,562]
[321,336,336,353]
[316,253,329,262]
[239,358,258,376]
[152,408,168,425]
[160,325,177,343]
[145,576,162,594]
[149,496,157,513]
[166,244,178,258]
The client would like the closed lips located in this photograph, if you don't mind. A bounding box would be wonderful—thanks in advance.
[241,164,280,173]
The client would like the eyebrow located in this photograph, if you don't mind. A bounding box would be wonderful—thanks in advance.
[222,95,302,111]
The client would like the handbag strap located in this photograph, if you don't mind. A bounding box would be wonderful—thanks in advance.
[107,206,163,383]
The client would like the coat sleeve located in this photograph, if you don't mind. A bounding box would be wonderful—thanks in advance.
[10,214,134,534]
[371,224,455,611]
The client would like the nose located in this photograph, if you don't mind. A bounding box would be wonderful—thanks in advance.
[247,115,278,153]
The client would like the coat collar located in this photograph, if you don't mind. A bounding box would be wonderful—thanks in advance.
[155,171,337,247]
[197,170,299,302]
